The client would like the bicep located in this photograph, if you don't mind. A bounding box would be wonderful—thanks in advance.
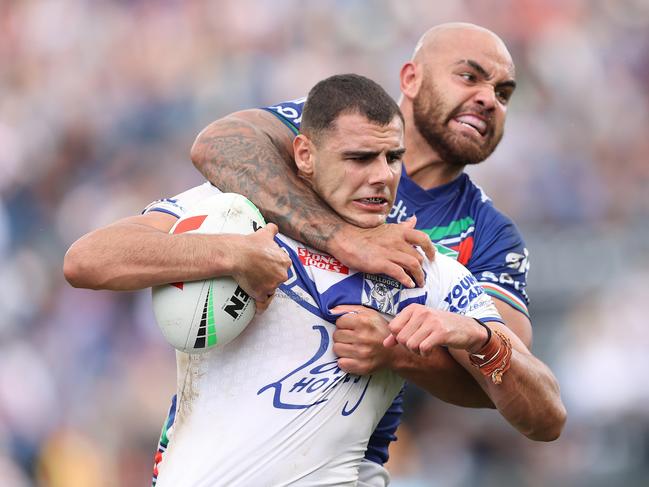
[191,108,295,173]
[108,210,178,234]
[232,109,296,160]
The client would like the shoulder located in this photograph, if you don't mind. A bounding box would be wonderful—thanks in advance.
[261,97,306,132]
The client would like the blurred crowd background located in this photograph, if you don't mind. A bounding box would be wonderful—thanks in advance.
[1,0,649,485]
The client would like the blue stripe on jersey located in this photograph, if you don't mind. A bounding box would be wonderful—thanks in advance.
[146,207,182,219]
[276,237,391,324]
[165,394,177,435]
[276,238,331,321]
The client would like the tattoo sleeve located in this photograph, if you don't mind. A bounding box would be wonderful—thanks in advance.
[191,110,345,252]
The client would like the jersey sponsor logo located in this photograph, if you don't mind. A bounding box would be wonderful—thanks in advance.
[443,274,486,313]
[266,97,306,126]
[478,271,526,292]
[362,274,402,315]
[297,247,349,274]
[258,325,370,415]
[505,248,529,273]
[388,199,410,223]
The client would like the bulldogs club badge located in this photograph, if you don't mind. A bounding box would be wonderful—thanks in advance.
[362,274,402,315]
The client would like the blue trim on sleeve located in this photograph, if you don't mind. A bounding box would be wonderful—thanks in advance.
[145,207,182,219]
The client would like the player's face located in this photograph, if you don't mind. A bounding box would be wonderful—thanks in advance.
[412,32,515,166]
[307,113,404,228]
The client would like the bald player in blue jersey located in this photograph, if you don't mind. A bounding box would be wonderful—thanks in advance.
[189,22,566,479]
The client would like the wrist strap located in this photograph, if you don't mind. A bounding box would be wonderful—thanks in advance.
[473,318,492,348]
[469,329,513,385]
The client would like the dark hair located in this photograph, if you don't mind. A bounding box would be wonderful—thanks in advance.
[301,74,403,141]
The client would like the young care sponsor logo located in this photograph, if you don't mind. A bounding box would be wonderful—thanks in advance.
[443,273,487,314]
[258,325,370,416]
[298,248,349,274]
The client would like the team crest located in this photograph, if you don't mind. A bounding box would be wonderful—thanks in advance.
[362,274,402,315]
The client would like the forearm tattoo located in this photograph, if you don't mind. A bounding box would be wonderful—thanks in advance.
[193,117,343,251]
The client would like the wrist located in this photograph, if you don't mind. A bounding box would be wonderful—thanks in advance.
[325,223,354,259]
[467,318,491,354]
[215,234,245,277]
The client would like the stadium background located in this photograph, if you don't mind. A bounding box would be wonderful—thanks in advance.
[1,0,649,485]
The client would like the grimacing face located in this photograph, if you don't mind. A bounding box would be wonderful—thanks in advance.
[298,112,405,229]
[412,34,516,166]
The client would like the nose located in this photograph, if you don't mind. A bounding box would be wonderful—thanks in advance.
[368,156,396,185]
[472,84,497,111]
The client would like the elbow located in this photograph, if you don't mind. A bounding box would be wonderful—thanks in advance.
[63,245,101,289]
[63,248,88,288]
[526,401,567,442]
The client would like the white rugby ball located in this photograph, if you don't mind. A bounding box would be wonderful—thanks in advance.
[152,193,265,353]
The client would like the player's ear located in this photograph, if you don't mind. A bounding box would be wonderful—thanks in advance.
[293,134,315,181]
[400,62,421,100]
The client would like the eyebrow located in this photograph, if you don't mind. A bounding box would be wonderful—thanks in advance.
[455,59,517,90]
[342,148,406,159]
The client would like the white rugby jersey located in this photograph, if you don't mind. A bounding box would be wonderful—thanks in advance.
[146,183,503,487]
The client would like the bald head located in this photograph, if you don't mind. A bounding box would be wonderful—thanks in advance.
[412,23,514,77]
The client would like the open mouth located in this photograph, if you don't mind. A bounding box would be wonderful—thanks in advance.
[358,197,388,204]
[354,196,390,211]
[454,114,487,136]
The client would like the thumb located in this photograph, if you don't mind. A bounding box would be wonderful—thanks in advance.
[404,215,417,228]
[264,222,279,236]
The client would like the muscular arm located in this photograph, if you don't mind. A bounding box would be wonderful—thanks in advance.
[332,297,533,409]
[191,110,434,288]
[63,211,289,300]
[332,305,493,408]
[393,299,532,408]
[191,110,339,250]
[387,306,566,441]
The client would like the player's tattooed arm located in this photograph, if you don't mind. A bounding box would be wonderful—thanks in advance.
[191,109,343,250]
[191,110,435,288]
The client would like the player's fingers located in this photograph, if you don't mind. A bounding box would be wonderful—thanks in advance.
[332,329,358,345]
[379,262,415,289]
[405,326,435,354]
[404,215,417,228]
[333,342,359,359]
[404,228,435,261]
[331,305,368,315]
[392,310,426,346]
[387,305,414,333]
[255,294,274,313]
[418,334,441,356]
[388,249,425,288]
[337,357,360,374]
[383,334,398,348]
[334,312,362,331]
[264,222,279,236]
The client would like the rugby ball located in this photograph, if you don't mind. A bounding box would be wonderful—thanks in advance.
[152,193,265,353]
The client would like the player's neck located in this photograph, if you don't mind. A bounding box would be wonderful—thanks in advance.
[403,127,464,189]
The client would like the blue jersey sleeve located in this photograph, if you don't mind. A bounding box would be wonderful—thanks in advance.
[468,211,530,317]
[262,97,306,133]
